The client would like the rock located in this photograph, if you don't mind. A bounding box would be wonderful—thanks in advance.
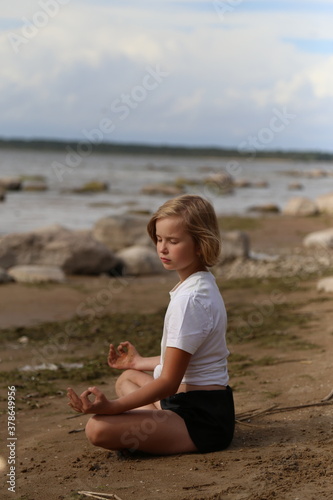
[305,169,327,178]
[282,197,318,216]
[234,179,252,188]
[8,265,66,283]
[216,249,333,281]
[253,180,269,188]
[0,267,13,284]
[316,192,333,215]
[0,226,120,275]
[288,182,303,191]
[141,183,184,196]
[22,181,48,191]
[303,228,333,249]
[219,231,250,264]
[203,172,234,194]
[247,204,280,214]
[174,177,202,189]
[317,277,333,292]
[116,245,163,275]
[0,177,22,190]
[72,181,109,193]
[93,214,149,252]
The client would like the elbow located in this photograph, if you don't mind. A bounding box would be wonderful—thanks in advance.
[159,377,181,398]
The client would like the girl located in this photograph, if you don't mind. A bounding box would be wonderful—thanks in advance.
[67,194,235,455]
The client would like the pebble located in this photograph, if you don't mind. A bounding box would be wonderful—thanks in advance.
[217,248,333,280]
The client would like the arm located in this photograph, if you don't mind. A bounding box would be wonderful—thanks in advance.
[67,347,191,415]
[107,341,160,372]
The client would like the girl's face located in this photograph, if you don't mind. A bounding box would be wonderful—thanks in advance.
[155,216,206,281]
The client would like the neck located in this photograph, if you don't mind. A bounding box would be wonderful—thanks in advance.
[177,265,208,282]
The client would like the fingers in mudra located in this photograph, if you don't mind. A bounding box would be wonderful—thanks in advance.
[67,387,84,413]
[108,341,133,369]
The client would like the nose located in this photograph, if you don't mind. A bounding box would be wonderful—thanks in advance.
[158,240,168,254]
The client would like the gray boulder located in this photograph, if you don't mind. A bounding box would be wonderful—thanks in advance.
[283,197,318,216]
[93,214,149,252]
[317,277,333,292]
[8,265,65,283]
[116,245,163,275]
[303,228,333,249]
[0,177,22,190]
[220,231,250,264]
[316,192,333,215]
[0,225,119,275]
[141,183,184,196]
[0,267,13,284]
[203,172,234,195]
[288,182,303,191]
[247,203,280,213]
[22,180,48,191]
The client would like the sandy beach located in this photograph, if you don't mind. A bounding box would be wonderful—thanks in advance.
[1,214,333,500]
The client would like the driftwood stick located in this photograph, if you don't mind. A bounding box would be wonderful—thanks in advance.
[322,389,333,402]
[236,399,333,422]
[235,419,263,427]
[236,405,278,421]
[78,491,123,500]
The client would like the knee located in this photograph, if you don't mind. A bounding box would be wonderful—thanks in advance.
[115,369,136,396]
[85,416,105,447]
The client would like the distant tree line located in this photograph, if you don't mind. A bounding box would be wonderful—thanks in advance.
[0,138,332,161]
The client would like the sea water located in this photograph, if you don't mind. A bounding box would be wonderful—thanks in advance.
[1,148,333,236]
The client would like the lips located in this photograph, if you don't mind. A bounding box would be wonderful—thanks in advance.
[161,257,171,263]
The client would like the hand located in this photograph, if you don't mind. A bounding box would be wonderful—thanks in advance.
[108,341,141,370]
[67,386,112,414]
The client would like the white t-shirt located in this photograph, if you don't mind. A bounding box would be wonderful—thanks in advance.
[153,271,229,386]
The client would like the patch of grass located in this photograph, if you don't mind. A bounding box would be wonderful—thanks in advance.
[0,355,115,401]
[263,391,282,399]
[0,310,165,347]
[0,311,166,397]
[228,353,250,363]
[227,300,318,349]
[228,355,285,379]
[228,362,255,378]
[311,295,333,303]
[218,215,262,232]
[230,380,245,391]
[297,374,315,382]
[219,275,313,294]
[254,356,280,366]
[0,369,60,399]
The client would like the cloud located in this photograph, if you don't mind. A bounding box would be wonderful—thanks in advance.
[0,1,332,150]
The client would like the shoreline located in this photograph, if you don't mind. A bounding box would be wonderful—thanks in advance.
[1,213,333,330]
[0,213,333,499]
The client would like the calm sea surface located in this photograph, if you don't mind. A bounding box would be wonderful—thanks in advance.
[1,148,333,236]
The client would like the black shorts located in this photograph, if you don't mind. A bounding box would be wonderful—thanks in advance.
[160,386,235,453]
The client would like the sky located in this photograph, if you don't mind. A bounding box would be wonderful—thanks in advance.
[1,0,333,152]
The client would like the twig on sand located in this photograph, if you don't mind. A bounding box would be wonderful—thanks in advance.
[236,405,278,422]
[322,389,333,402]
[236,398,333,423]
[78,491,123,500]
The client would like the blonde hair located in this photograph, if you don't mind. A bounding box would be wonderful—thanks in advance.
[147,194,221,267]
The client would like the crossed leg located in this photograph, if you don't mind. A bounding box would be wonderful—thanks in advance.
[85,409,197,454]
[115,369,161,410]
[85,369,197,454]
